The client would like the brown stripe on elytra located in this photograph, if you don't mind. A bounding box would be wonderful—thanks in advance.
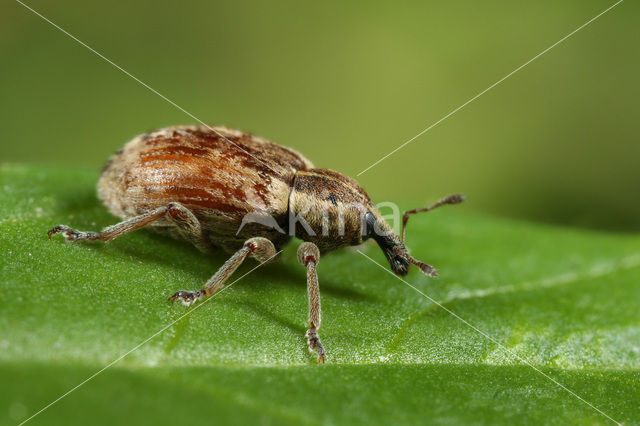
[128,152,283,209]
[252,181,270,204]
[144,125,309,170]
[132,156,272,201]
[140,185,242,214]
[135,157,223,182]
[140,127,307,180]
[188,178,249,204]
[137,148,217,166]
[138,155,207,169]
[142,137,286,181]
[123,125,304,202]
[180,130,250,153]
[227,138,309,174]
[187,129,303,175]
[141,133,190,145]
[195,165,268,203]
[136,174,252,206]
[146,144,211,157]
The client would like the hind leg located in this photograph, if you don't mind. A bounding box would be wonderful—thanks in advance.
[48,202,211,252]
[169,237,277,306]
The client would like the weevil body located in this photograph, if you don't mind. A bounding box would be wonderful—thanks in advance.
[49,125,464,363]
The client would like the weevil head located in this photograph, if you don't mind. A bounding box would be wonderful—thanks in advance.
[289,168,437,277]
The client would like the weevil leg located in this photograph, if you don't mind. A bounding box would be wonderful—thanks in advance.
[48,202,211,252]
[297,242,325,363]
[169,237,276,306]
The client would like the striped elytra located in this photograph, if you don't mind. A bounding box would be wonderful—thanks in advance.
[99,125,315,252]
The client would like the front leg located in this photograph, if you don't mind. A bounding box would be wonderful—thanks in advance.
[297,242,325,363]
[169,237,277,306]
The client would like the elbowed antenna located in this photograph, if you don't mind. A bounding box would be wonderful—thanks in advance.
[393,194,466,277]
[401,194,466,244]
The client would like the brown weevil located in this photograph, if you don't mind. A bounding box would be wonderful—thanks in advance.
[48,125,464,363]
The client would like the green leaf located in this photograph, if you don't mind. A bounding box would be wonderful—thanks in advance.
[1,164,639,425]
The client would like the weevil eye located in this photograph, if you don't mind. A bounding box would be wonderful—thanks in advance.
[363,212,377,240]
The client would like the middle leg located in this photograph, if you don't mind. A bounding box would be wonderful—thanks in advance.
[169,237,277,306]
[297,242,325,363]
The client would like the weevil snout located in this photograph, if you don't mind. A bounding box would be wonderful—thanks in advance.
[368,218,438,277]
[365,193,466,277]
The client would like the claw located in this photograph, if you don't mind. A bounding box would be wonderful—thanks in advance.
[47,225,99,242]
[306,327,326,364]
[48,225,72,240]
[168,290,204,306]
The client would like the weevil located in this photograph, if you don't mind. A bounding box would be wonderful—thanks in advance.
[48,125,464,362]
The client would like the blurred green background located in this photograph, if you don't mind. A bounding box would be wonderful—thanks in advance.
[2,0,638,231]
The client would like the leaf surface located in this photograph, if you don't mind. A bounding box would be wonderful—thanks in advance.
[1,165,639,425]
